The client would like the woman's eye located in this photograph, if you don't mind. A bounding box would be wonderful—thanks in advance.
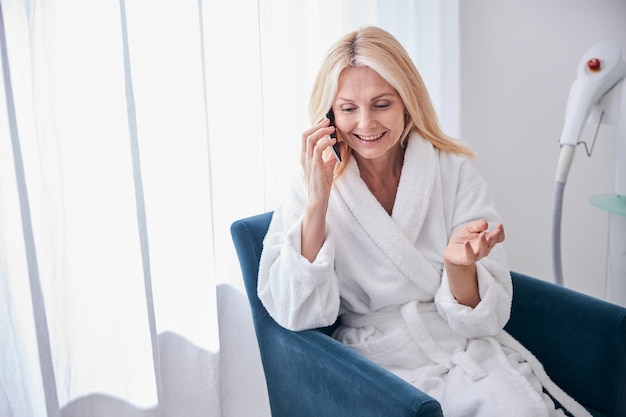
[340,107,356,113]
[374,102,390,109]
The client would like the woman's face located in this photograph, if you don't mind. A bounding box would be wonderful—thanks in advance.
[332,66,406,163]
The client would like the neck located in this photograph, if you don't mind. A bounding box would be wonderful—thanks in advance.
[354,143,405,183]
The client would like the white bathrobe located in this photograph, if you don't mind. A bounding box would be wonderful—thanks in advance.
[258,133,590,417]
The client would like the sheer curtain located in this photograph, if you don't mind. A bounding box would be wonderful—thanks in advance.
[0,1,452,416]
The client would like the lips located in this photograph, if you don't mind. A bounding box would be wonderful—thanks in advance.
[355,132,386,142]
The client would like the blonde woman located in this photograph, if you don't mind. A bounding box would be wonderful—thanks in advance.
[258,26,589,417]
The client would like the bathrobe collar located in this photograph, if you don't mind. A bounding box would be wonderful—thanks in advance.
[334,133,440,294]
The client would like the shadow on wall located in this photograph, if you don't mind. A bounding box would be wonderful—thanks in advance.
[61,394,157,417]
[61,331,219,417]
[60,285,270,417]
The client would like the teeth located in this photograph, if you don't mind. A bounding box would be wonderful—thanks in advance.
[359,133,384,141]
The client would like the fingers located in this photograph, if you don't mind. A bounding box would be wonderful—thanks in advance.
[301,118,329,152]
[467,218,488,234]
[445,221,505,267]
[301,119,337,169]
[472,224,505,259]
[302,119,335,154]
[485,223,505,245]
[300,119,339,203]
[471,232,489,259]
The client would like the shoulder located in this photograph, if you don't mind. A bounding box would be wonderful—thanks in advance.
[406,132,473,171]
[437,145,474,171]
[425,138,486,193]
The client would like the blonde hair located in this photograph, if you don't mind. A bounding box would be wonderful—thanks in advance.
[309,26,474,176]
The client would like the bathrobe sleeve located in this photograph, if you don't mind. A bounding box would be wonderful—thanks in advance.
[434,155,512,339]
[257,170,341,331]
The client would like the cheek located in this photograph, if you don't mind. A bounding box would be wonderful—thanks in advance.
[388,114,408,142]
[335,116,354,130]
[386,113,406,131]
[335,120,355,140]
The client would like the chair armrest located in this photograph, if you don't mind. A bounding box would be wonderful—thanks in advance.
[256,314,442,417]
[505,272,626,417]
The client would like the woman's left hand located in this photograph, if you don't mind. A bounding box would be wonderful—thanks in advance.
[444,219,505,267]
[443,219,505,307]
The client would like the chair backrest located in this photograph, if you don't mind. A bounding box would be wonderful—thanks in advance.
[230,211,274,319]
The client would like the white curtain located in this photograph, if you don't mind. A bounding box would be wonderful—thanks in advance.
[0,1,450,416]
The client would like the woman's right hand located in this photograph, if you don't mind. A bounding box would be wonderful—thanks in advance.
[300,117,339,205]
[300,117,338,262]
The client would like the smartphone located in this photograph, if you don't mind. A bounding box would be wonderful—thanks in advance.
[326,109,342,163]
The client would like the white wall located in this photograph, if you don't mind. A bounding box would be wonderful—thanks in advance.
[459,0,626,299]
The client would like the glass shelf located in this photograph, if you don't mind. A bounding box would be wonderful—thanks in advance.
[589,194,626,217]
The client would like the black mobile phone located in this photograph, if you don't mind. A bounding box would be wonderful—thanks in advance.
[326,109,342,163]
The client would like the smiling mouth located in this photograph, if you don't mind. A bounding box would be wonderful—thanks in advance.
[355,132,386,142]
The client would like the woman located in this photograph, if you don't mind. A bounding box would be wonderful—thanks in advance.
[258,26,589,417]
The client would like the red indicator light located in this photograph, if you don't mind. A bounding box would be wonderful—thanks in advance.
[587,58,601,72]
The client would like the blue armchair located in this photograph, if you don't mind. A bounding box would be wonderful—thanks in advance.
[231,212,626,417]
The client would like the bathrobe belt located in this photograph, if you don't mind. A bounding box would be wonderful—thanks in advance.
[341,301,487,381]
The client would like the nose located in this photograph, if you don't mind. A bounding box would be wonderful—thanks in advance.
[357,109,376,131]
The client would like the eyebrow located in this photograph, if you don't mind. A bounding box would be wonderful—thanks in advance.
[335,92,396,103]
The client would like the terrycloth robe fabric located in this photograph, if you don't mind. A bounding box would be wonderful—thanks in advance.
[258,133,591,417]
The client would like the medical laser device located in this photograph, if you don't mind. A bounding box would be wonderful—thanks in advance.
[552,40,626,306]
